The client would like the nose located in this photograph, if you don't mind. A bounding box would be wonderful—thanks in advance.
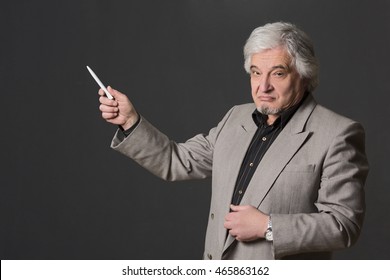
[258,76,273,93]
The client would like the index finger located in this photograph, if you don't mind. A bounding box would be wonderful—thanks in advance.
[98,88,105,96]
[99,95,117,106]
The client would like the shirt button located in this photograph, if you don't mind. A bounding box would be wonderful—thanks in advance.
[207,254,213,260]
[249,162,254,167]
[211,213,214,219]
[262,137,267,141]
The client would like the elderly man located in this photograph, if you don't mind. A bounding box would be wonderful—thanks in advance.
[97,22,369,259]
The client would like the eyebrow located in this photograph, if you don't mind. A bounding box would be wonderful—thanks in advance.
[250,64,289,71]
[271,64,289,70]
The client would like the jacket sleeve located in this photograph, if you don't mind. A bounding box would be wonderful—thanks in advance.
[110,107,235,181]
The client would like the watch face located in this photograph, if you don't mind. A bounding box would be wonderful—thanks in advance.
[265,229,273,241]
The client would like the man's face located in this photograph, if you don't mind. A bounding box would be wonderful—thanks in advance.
[250,47,306,123]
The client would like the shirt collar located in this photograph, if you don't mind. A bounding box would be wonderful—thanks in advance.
[252,92,309,128]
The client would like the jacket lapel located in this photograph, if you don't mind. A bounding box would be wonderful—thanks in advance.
[223,94,317,253]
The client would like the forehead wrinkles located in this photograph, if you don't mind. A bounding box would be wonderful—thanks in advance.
[251,48,292,70]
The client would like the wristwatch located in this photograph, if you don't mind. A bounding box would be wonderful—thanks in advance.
[264,216,273,242]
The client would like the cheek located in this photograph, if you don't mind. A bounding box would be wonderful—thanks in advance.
[250,85,259,101]
[250,80,257,93]
[276,82,295,98]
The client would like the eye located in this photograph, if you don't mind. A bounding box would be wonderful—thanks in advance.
[273,71,286,77]
[251,70,261,77]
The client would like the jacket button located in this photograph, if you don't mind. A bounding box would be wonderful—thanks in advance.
[207,253,213,260]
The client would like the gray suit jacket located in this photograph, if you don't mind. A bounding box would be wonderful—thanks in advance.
[111,94,369,259]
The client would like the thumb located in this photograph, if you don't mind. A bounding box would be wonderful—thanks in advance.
[230,204,242,212]
[107,86,122,100]
[230,204,251,212]
[107,85,115,95]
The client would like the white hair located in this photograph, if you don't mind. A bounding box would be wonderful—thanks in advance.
[244,22,319,92]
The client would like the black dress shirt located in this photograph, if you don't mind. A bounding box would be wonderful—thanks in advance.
[231,95,307,205]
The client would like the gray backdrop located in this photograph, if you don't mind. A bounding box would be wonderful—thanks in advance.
[1,0,389,259]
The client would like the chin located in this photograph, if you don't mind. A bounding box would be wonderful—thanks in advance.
[257,106,282,115]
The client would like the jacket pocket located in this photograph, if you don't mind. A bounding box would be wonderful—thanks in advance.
[283,164,316,173]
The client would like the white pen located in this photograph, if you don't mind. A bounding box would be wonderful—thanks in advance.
[86,66,114,100]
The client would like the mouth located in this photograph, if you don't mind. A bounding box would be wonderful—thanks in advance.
[258,95,275,102]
